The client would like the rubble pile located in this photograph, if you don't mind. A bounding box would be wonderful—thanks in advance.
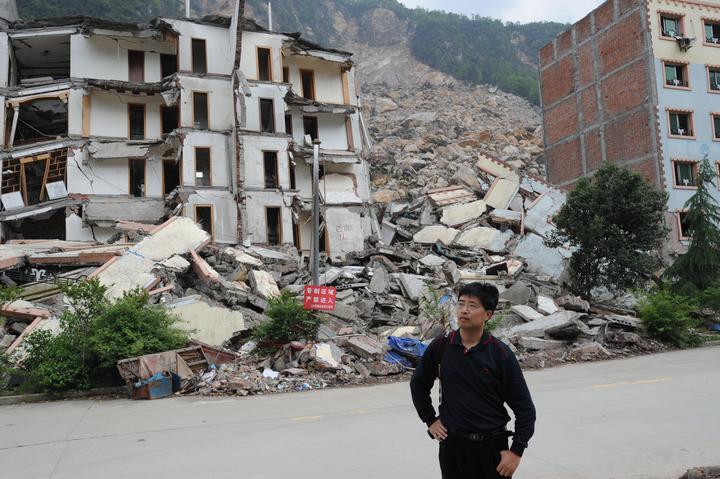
[1,169,664,399]
[363,83,545,202]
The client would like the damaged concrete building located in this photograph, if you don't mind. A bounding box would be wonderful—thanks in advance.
[0,6,372,258]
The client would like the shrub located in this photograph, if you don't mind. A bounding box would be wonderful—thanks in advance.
[253,291,320,344]
[20,279,188,392]
[638,289,702,347]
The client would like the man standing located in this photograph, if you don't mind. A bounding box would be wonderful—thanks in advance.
[410,282,536,478]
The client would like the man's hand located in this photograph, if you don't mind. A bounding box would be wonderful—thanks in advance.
[427,419,448,441]
[496,450,521,477]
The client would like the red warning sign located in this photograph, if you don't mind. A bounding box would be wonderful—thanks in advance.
[303,286,337,311]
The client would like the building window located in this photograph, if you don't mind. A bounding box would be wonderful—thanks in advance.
[668,111,694,137]
[292,216,301,251]
[193,92,209,130]
[266,207,282,246]
[191,39,207,74]
[303,116,319,141]
[128,50,145,83]
[661,15,682,37]
[257,47,272,81]
[161,53,178,78]
[677,211,692,240]
[300,69,316,100]
[672,160,698,188]
[195,205,213,239]
[289,160,296,190]
[705,20,720,44]
[282,66,290,83]
[161,105,179,135]
[260,98,275,133]
[713,114,720,140]
[129,159,145,197]
[128,104,145,140]
[163,159,181,195]
[195,147,211,187]
[264,151,279,189]
[708,66,720,92]
[285,113,293,136]
[664,62,689,88]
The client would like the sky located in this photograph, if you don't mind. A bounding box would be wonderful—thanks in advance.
[397,0,607,24]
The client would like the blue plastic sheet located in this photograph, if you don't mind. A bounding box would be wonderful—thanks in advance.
[387,336,428,360]
[383,351,414,369]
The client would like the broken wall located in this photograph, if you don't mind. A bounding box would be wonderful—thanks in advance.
[183,190,238,244]
[0,32,9,87]
[287,111,353,151]
[242,134,292,189]
[178,76,233,130]
[244,82,290,132]
[283,55,349,105]
[324,207,370,259]
[163,19,233,75]
[244,191,294,245]
[240,31,285,82]
[70,34,175,83]
[85,89,164,139]
[181,131,233,188]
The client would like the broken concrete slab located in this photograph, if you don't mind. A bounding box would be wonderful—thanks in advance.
[489,209,522,225]
[517,337,566,352]
[567,342,612,361]
[413,225,459,245]
[524,190,565,239]
[419,254,446,268]
[557,295,590,313]
[537,296,559,315]
[500,281,532,305]
[169,296,246,347]
[514,233,570,281]
[511,305,545,322]
[368,267,389,294]
[312,343,344,370]
[440,200,487,227]
[159,255,191,273]
[224,247,263,267]
[248,270,280,300]
[346,335,385,360]
[1,334,17,348]
[454,227,513,253]
[484,177,520,210]
[509,311,588,339]
[397,273,429,301]
[95,217,210,300]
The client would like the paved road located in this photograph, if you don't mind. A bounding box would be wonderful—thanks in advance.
[2,346,718,479]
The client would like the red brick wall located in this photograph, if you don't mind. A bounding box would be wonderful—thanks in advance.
[538,0,661,189]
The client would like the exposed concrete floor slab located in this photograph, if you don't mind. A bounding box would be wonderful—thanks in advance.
[1,347,718,479]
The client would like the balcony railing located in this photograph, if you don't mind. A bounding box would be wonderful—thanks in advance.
[666,78,689,87]
[706,36,720,44]
[670,127,693,136]
[710,82,720,91]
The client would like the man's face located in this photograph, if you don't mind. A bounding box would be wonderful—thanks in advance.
[456,294,494,330]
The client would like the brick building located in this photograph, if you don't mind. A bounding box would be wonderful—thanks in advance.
[539,0,720,250]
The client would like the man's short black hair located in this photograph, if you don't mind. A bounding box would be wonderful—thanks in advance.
[458,282,500,312]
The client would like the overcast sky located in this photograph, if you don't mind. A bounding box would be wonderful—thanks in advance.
[397,0,606,23]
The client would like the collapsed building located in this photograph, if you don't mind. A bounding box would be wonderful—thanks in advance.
[0,7,372,259]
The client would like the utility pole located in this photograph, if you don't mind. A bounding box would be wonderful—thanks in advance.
[268,2,273,31]
[311,138,321,286]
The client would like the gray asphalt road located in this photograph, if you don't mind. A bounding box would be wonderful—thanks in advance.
[2,346,718,479]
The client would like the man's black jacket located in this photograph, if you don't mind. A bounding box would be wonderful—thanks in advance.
[410,330,536,456]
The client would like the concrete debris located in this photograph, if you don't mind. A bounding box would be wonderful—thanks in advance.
[413,225,459,245]
[511,305,545,322]
[500,282,532,305]
[516,337,566,352]
[557,295,591,313]
[248,270,280,299]
[312,343,344,370]
[168,296,246,347]
[346,335,385,360]
[455,227,513,253]
[537,295,559,315]
[514,234,570,280]
[508,311,588,339]
[440,200,487,227]
[567,342,613,362]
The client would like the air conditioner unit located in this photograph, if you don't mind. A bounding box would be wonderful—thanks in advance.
[676,36,695,51]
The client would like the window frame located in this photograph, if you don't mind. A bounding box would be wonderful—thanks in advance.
[263,150,279,189]
[707,65,720,94]
[666,109,696,139]
[662,60,690,90]
[162,158,182,195]
[265,206,283,246]
[128,158,146,198]
[712,112,720,141]
[659,12,684,39]
[192,92,209,130]
[194,146,212,187]
[259,98,276,133]
[303,115,319,141]
[127,103,146,140]
[670,159,699,190]
[299,69,316,101]
[127,50,145,83]
[256,46,273,82]
[702,18,720,46]
[191,38,208,74]
[676,210,692,241]
[194,204,214,240]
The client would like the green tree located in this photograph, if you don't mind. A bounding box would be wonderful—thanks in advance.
[547,163,668,297]
[253,291,320,345]
[663,157,720,293]
[638,288,701,347]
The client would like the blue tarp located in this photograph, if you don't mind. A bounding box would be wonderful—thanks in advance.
[383,336,428,368]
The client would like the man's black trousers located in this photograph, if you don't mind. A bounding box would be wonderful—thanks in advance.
[439,434,509,479]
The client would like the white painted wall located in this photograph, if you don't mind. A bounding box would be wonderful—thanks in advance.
[181,131,232,188]
[240,31,285,82]
[0,33,9,87]
[244,82,289,132]
[86,89,163,139]
[285,56,345,105]
[164,19,233,75]
[67,148,163,197]
[66,214,115,242]
[325,207,369,259]
[242,135,291,189]
[70,34,173,82]
[184,190,238,244]
[178,75,233,131]
[244,191,293,245]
